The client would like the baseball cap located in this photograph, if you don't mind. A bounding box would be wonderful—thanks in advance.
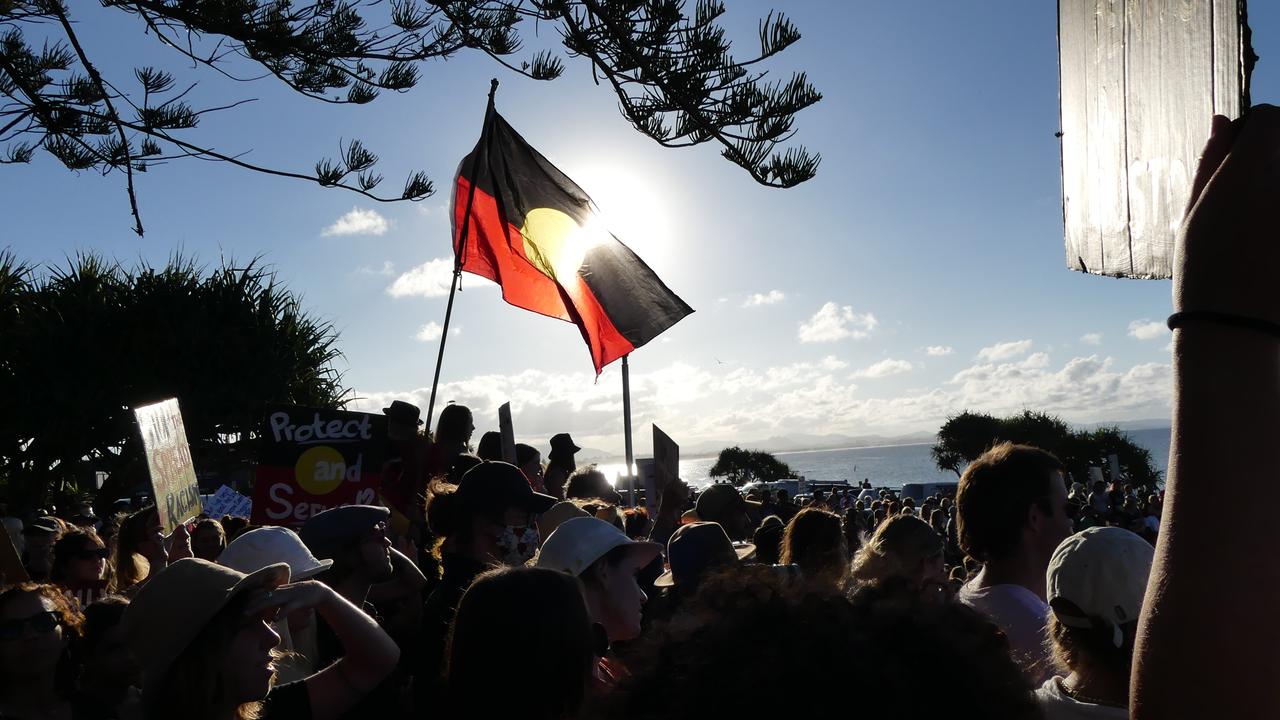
[694,484,760,524]
[298,505,390,561]
[457,461,558,516]
[1046,526,1155,648]
[536,517,662,577]
[124,558,289,681]
[220,526,333,581]
[654,521,755,588]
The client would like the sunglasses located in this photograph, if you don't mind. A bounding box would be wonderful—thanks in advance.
[0,611,60,641]
[75,548,109,561]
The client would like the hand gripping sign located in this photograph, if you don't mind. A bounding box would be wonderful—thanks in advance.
[251,405,388,527]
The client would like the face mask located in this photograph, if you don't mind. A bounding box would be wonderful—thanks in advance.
[496,523,540,565]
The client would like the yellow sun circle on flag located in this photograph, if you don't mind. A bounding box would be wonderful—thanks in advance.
[295,446,346,496]
[521,207,599,282]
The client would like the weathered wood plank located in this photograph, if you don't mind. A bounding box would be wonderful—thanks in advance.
[1058,0,1248,279]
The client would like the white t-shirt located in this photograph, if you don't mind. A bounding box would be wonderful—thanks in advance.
[1035,676,1128,720]
[957,576,1053,684]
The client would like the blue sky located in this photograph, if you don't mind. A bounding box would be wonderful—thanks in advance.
[5,2,1274,456]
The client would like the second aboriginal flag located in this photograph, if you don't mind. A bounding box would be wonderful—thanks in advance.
[451,102,693,373]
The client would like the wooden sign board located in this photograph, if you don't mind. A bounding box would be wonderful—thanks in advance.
[499,403,516,465]
[134,399,203,535]
[651,424,679,515]
[1058,0,1251,278]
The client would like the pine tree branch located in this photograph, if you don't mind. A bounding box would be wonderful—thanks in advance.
[49,3,144,235]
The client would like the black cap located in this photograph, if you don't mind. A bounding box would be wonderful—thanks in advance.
[382,400,423,426]
[458,461,558,516]
[298,505,391,560]
[23,516,61,536]
[549,433,581,456]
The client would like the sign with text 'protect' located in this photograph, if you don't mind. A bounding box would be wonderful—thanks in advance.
[134,399,203,535]
[251,406,387,527]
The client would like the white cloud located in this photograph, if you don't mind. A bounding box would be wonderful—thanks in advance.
[977,339,1033,362]
[414,322,460,342]
[797,302,878,343]
[387,258,454,298]
[1128,319,1169,341]
[1080,333,1102,346]
[322,207,389,236]
[357,260,395,276]
[852,358,913,379]
[742,290,785,308]
[415,322,443,342]
[925,345,954,357]
[351,350,1172,458]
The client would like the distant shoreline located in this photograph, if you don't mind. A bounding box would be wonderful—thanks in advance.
[585,440,942,466]
[583,427,1173,467]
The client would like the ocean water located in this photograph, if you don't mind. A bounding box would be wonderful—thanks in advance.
[600,427,1172,490]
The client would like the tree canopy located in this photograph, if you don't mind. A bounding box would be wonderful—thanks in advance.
[0,0,821,234]
[709,446,793,487]
[0,251,348,509]
[931,410,1160,487]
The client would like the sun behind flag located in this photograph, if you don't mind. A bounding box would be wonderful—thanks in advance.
[451,103,693,373]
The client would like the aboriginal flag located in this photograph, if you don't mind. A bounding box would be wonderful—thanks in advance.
[452,104,693,373]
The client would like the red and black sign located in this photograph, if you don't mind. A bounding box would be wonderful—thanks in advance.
[251,405,387,527]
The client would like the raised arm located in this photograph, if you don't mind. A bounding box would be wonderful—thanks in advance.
[1132,107,1280,719]
[250,581,401,720]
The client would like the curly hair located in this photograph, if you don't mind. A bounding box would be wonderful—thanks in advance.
[0,583,85,698]
[586,569,1039,720]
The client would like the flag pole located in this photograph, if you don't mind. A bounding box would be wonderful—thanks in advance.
[425,78,499,433]
[622,354,634,478]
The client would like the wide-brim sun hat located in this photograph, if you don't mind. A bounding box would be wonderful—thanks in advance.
[536,516,662,577]
[654,521,754,588]
[123,558,290,682]
[219,526,333,581]
[538,501,591,541]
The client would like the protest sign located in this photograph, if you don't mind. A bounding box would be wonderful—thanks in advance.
[0,530,27,585]
[499,402,516,465]
[205,485,253,519]
[1058,0,1249,278]
[652,425,679,515]
[251,405,386,527]
[134,399,203,534]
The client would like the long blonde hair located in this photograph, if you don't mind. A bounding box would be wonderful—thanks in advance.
[850,514,943,587]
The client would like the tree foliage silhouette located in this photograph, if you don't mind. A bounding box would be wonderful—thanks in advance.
[0,250,347,509]
[931,410,1160,486]
[709,446,793,487]
[0,0,821,234]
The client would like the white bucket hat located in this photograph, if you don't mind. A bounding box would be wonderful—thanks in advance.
[536,516,661,578]
[219,526,334,581]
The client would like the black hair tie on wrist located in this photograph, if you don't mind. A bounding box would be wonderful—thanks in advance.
[1167,311,1280,339]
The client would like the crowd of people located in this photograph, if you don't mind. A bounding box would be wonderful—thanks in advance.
[0,411,1165,720]
[2,107,1279,719]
